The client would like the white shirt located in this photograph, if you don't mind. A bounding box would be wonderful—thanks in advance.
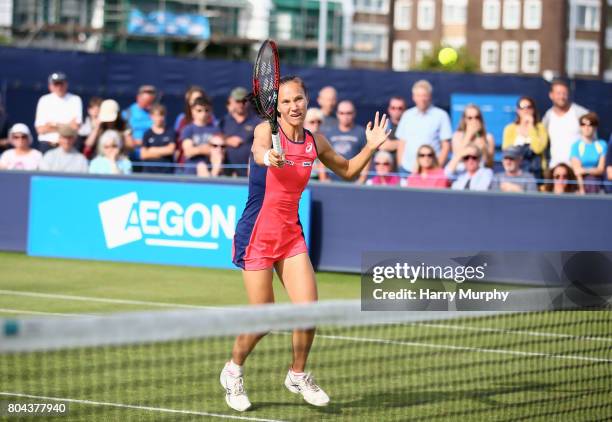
[0,149,43,170]
[543,103,588,167]
[35,92,83,143]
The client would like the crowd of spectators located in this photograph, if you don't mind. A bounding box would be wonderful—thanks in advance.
[0,71,610,196]
[318,78,610,195]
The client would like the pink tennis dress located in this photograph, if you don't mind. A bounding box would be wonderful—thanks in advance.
[233,128,317,270]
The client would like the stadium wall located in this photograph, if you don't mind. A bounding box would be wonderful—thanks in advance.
[2,171,611,275]
[0,46,611,143]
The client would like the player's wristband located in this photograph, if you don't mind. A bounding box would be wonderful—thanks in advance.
[263,149,272,167]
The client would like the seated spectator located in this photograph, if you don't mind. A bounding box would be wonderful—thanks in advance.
[491,146,538,193]
[89,130,132,175]
[0,124,42,170]
[35,72,83,153]
[570,112,607,194]
[377,96,407,165]
[396,80,452,173]
[304,108,324,134]
[304,108,324,180]
[220,87,260,177]
[446,145,493,191]
[76,96,102,152]
[405,145,448,189]
[0,101,13,154]
[606,134,612,194]
[317,86,338,133]
[545,163,579,195]
[141,104,176,174]
[39,125,88,173]
[84,99,134,159]
[321,100,367,183]
[366,151,400,186]
[123,85,155,144]
[451,104,495,169]
[175,86,207,135]
[502,96,548,179]
[208,135,225,178]
[181,96,223,177]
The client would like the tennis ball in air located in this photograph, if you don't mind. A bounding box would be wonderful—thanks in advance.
[438,48,458,66]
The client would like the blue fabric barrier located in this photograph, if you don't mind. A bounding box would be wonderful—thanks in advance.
[2,171,611,275]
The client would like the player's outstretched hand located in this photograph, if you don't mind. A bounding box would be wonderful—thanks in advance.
[365,112,391,151]
[269,149,285,168]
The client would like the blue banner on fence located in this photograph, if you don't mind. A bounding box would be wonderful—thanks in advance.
[27,176,311,269]
[128,9,210,40]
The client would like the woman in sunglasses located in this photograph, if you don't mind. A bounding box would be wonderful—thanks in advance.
[545,163,579,195]
[569,112,607,194]
[0,123,42,170]
[446,144,493,191]
[366,150,400,186]
[502,96,548,179]
[451,104,494,169]
[405,144,448,189]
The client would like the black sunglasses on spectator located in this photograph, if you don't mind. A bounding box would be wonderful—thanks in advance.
[463,155,479,161]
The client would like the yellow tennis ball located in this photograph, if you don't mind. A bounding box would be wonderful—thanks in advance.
[438,48,458,66]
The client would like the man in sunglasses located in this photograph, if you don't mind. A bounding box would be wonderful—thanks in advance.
[491,146,537,193]
[446,144,493,191]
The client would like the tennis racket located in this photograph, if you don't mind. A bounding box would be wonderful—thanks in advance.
[252,39,282,156]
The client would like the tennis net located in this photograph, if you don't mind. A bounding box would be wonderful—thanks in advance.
[1,299,611,421]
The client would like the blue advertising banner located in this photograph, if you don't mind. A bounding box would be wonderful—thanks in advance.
[127,9,210,40]
[27,177,311,269]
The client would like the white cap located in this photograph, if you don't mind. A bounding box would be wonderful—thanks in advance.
[8,123,32,143]
[99,99,120,123]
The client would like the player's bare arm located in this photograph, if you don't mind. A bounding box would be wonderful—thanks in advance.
[252,122,284,168]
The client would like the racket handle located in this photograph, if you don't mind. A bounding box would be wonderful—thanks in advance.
[271,132,283,156]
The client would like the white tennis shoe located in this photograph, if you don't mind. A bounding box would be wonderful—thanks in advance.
[220,362,252,412]
[284,370,330,407]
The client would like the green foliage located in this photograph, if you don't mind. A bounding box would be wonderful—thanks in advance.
[414,45,478,73]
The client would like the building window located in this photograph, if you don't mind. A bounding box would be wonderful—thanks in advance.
[443,0,467,25]
[276,13,292,41]
[503,0,521,29]
[521,41,540,73]
[393,40,411,71]
[415,40,433,63]
[501,41,520,73]
[352,24,389,62]
[575,1,600,31]
[570,41,600,75]
[417,0,435,30]
[442,37,466,49]
[481,41,499,72]
[482,0,501,29]
[523,0,542,29]
[394,0,412,30]
[354,0,390,14]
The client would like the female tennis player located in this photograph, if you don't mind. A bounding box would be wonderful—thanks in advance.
[220,76,390,412]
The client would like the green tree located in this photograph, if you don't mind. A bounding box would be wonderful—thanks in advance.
[414,45,478,73]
